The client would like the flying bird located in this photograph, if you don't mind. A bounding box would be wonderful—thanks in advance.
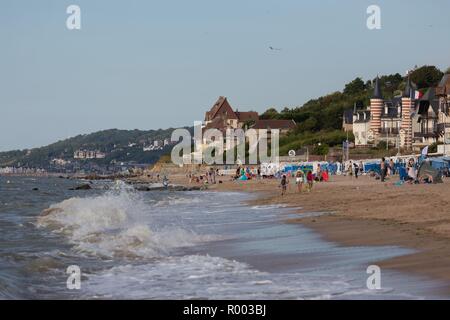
[269,46,282,51]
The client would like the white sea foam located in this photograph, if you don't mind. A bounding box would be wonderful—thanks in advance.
[37,183,211,259]
[153,196,202,207]
[81,254,362,300]
[250,204,289,210]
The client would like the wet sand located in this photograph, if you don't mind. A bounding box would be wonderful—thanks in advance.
[162,173,450,294]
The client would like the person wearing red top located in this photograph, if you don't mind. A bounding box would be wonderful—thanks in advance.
[322,169,329,182]
[306,171,314,191]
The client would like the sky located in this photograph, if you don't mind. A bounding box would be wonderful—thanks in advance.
[1,0,450,151]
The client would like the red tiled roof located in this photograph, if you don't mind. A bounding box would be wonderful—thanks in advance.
[235,111,259,122]
[205,96,238,121]
[252,119,296,130]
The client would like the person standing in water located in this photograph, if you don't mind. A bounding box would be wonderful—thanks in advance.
[162,175,169,189]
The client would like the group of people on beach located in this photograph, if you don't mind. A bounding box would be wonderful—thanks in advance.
[344,161,364,179]
[233,166,261,180]
[372,156,444,184]
[188,167,221,185]
[379,157,399,182]
[280,164,330,196]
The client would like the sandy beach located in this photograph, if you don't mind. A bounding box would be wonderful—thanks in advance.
[158,172,450,293]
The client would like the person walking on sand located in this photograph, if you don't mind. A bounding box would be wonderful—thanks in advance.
[295,169,304,193]
[389,158,396,176]
[348,161,353,178]
[353,162,359,179]
[316,164,322,182]
[280,175,288,196]
[306,170,314,192]
[380,157,387,182]
[235,166,242,180]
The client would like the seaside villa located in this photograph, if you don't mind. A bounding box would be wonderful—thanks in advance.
[203,96,296,135]
[182,96,296,164]
[343,74,450,153]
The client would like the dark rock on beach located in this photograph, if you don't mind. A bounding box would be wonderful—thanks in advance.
[135,186,151,191]
[69,184,92,191]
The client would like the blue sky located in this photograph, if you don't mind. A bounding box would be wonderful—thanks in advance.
[1,0,449,151]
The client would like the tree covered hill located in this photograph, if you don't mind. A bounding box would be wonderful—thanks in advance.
[0,127,191,168]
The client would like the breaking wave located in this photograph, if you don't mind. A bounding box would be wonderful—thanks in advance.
[37,181,210,259]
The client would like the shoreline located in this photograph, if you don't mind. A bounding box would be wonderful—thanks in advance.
[5,173,450,297]
[162,173,450,296]
[25,172,449,295]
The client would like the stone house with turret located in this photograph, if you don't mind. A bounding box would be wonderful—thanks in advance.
[344,74,450,151]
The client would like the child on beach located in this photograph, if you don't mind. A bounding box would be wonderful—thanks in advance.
[322,169,329,182]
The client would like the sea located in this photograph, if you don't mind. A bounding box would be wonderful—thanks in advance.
[0,176,447,299]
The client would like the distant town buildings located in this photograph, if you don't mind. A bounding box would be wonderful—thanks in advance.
[0,167,46,175]
[74,150,106,159]
[51,158,71,166]
[143,138,173,152]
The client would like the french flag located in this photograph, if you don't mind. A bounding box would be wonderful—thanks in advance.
[414,90,423,99]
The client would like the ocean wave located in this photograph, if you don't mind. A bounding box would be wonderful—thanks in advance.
[37,182,211,259]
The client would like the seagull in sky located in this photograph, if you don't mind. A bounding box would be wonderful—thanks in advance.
[269,46,282,51]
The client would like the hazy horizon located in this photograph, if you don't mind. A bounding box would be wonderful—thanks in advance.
[2,0,450,151]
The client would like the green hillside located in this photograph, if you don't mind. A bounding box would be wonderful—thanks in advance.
[0,127,191,168]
